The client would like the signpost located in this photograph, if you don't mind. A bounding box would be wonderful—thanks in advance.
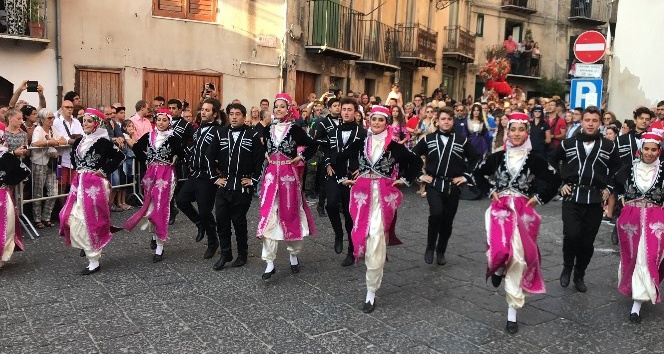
[570,78,603,109]
[573,31,607,64]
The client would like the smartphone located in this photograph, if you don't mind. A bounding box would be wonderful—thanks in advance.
[27,81,38,92]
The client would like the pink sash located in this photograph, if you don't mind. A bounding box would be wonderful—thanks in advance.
[124,164,175,241]
[256,153,316,240]
[59,172,113,251]
[486,195,545,294]
[349,177,403,260]
[617,205,664,302]
[0,189,23,255]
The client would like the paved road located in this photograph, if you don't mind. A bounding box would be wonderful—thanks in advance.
[0,189,660,353]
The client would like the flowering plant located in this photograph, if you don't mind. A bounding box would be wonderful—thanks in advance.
[479,58,511,82]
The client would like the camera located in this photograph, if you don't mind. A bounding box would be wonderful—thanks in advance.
[27,81,38,92]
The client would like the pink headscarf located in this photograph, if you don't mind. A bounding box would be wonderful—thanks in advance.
[274,93,299,121]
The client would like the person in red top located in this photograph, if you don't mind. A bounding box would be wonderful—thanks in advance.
[546,100,567,152]
[504,35,519,74]
[647,100,664,135]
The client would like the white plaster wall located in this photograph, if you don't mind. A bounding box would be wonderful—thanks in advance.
[607,0,664,119]
[0,43,57,110]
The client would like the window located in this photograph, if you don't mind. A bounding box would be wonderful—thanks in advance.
[153,0,217,22]
[476,13,484,37]
[421,76,429,97]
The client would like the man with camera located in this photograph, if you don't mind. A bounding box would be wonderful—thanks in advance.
[54,99,84,193]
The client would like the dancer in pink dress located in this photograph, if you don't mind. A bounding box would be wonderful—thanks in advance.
[59,109,125,275]
[124,109,185,262]
[614,132,664,324]
[257,93,317,280]
[473,113,560,334]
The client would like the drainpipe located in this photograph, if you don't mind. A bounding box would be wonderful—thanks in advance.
[279,0,287,93]
[55,0,63,107]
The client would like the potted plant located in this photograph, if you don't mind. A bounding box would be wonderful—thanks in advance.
[27,0,45,38]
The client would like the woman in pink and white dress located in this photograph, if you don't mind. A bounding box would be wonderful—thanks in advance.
[473,113,560,334]
[614,132,664,324]
[257,93,317,280]
[59,109,125,275]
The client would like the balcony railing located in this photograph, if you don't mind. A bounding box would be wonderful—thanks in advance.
[396,23,437,68]
[356,19,400,72]
[0,0,48,41]
[304,0,363,60]
[442,26,475,63]
[568,0,609,26]
[501,0,538,15]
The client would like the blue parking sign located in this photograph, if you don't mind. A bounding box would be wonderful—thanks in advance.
[570,78,603,109]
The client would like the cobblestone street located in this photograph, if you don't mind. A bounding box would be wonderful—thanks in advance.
[0,190,660,353]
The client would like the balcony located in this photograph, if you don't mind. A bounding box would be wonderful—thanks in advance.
[501,0,538,15]
[396,23,437,68]
[356,19,400,72]
[568,0,609,27]
[0,0,49,43]
[304,0,363,60]
[442,26,475,63]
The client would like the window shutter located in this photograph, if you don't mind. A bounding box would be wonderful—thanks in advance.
[153,0,186,19]
[188,0,216,22]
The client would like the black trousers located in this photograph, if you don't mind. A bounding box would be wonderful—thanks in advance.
[317,159,327,208]
[170,162,187,212]
[176,177,218,247]
[325,177,354,254]
[426,186,460,254]
[561,201,604,277]
[215,189,252,258]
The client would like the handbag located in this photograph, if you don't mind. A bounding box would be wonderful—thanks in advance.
[47,147,59,170]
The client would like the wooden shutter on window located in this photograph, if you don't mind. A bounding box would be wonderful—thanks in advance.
[188,0,216,22]
[153,0,186,19]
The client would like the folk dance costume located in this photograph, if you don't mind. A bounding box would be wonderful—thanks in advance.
[321,119,367,266]
[550,118,621,292]
[348,106,422,313]
[411,125,481,265]
[176,119,220,259]
[169,111,195,225]
[124,109,186,262]
[616,129,643,167]
[614,133,664,323]
[311,100,342,216]
[257,93,317,280]
[473,113,560,334]
[59,109,125,275]
[207,121,264,270]
[0,142,31,268]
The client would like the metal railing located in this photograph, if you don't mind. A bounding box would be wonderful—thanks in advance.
[305,0,363,56]
[396,23,437,65]
[569,0,609,24]
[443,26,476,60]
[357,19,400,68]
[1,0,48,38]
[500,0,539,12]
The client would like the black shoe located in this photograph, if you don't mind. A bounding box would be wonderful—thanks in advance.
[505,321,518,334]
[231,256,247,267]
[334,237,343,254]
[79,249,86,257]
[491,274,503,288]
[152,253,163,263]
[317,205,327,217]
[424,250,434,264]
[213,255,232,270]
[150,239,157,250]
[203,246,218,259]
[560,268,572,288]
[574,277,587,293]
[630,312,641,323]
[362,300,375,314]
[291,263,300,274]
[80,265,101,275]
[341,254,354,267]
[436,252,447,266]
[262,268,276,280]
[195,225,205,242]
[611,226,619,245]
[168,208,178,225]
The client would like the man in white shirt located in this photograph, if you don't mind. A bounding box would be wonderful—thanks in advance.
[53,99,84,192]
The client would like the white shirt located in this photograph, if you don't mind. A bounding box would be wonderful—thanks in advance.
[439,134,449,146]
[342,130,352,145]
[583,141,595,155]
[31,126,64,166]
[53,116,84,168]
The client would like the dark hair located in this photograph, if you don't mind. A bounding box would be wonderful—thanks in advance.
[391,105,406,126]
[64,91,79,102]
[339,97,358,111]
[657,100,664,108]
[20,105,36,118]
[135,100,147,112]
[260,99,269,105]
[605,125,620,136]
[327,97,340,108]
[73,105,85,117]
[121,119,133,133]
[439,107,455,118]
[226,103,247,116]
[154,96,166,103]
[202,98,221,115]
[582,106,601,117]
[623,119,636,131]
[633,106,654,119]
[414,94,422,100]
[573,107,583,114]
[167,99,182,109]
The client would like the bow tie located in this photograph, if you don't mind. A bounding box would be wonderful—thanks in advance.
[577,132,600,142]
[437,130,452,137]
[229,125,245,132]
[340,122,356,130]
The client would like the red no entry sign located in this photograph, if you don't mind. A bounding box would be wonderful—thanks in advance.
[574,31,607,64]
